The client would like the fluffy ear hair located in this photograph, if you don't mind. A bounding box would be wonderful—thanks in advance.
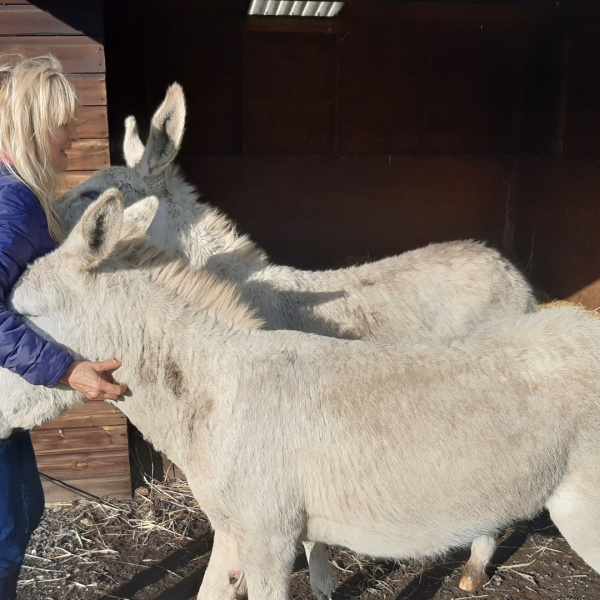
[123,195,160,236]
[77,188,124,270]
[123,116,145,167]
[138,83,186,177]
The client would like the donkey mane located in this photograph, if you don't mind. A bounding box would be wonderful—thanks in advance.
[167,165,268,271]
[197,203,268,268]
[112,225,264,331]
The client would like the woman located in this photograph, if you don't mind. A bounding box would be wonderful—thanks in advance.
[0,55,127,599]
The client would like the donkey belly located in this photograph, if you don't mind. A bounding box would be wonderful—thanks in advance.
[301,447,562,561]
[306,517,478,560]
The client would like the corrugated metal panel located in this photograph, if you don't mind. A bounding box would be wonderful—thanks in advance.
[248,0,344,17]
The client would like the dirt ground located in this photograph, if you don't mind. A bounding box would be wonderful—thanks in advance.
[15,477,599,600]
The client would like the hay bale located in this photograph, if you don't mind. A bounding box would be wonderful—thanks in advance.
[537,299,600,318]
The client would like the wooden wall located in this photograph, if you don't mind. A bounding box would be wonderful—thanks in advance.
[0,0,131,502]
[514,2,600,304]
[33,401,130,503]
[104,0,600,305]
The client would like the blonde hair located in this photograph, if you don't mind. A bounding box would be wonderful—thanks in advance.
[0,55,79,241]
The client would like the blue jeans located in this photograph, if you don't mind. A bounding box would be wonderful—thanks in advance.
[0,431,45,600]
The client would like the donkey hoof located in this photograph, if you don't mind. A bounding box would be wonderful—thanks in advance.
[458,570,488,592]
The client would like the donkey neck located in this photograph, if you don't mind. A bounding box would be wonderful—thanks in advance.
[158,170,269,278]
[94,262,251,468]
[115,313,247,475]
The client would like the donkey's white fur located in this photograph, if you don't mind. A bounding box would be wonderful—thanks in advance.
[54,84,537,597]
[4,190,600,600]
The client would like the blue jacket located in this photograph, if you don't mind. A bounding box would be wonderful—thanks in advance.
[0,164,74,386]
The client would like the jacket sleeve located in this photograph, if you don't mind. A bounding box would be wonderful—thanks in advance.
[0,190,74,387]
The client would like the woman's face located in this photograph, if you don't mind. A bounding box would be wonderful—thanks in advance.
[49,120,79,172]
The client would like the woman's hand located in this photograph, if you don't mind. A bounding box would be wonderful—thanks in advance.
[60,359,127,400]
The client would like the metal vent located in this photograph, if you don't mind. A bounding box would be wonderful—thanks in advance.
[248,1,345,18]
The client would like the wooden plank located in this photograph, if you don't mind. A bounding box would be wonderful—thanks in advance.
[0,37,105,73]
[160,453,186,481]
[564,25,600,159]
[198,155,511,269]
[0,0,104,6]
[243,105,333,129]
[36,449,130,480]
[31,425,128,455]
[36,400,126,430]
[42,474,132,503]
[140,5,556,35]
[243,32,335,68]
[64,172,95,187]
[141,30,242,156]
[70,74,106,105]
[567,280,600,312]
[243,33,334,154]
[77,105,108,139]
[66,138,109,171]
[339,30,426,155]
[244,129,333,155]
[58,171,95,195]
[0,5,103,36]
[515,159,600,304]
[0,0,102,7]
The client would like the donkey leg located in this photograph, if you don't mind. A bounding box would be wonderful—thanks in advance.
[197,530,245,600]
[239,534,297,600]
[458,534,496,592]
[304,541,333,600]
[547,477,600,574]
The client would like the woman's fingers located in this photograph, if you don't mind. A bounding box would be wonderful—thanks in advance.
[93,359,123,373]
[61,360,127,400]
[97,377,128,399]
[95,360,128,398]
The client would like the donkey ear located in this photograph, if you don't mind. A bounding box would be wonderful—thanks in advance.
[123,195,160,236]
[123,116,145,167]
[138,82,186,176]
[76,188,124,270]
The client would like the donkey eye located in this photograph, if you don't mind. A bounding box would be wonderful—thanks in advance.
[80,190,101,201]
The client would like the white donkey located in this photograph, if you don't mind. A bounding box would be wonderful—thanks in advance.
[3,190,600,600]
[56,84,535,346]
[55,85,536,596]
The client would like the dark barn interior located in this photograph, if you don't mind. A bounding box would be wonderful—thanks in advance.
[102,0,600,308]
